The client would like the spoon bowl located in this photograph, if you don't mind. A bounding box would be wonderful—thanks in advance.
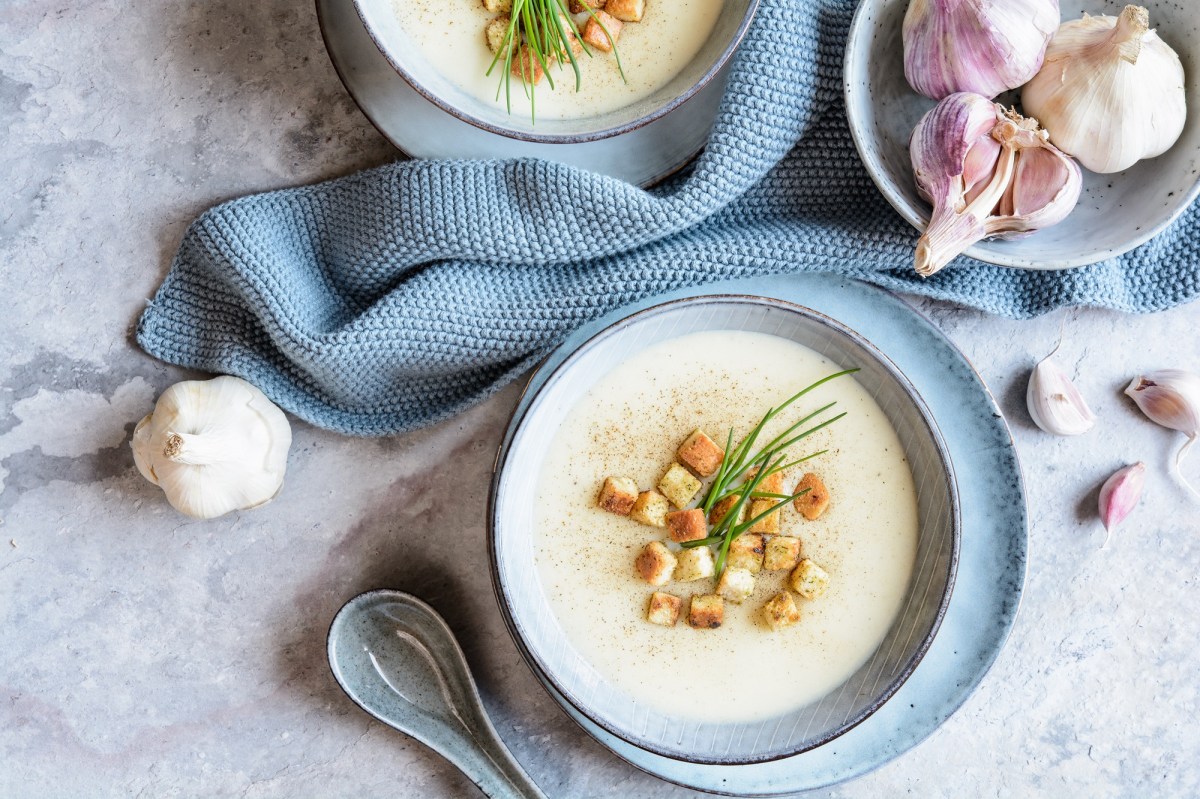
[327,589,546,799]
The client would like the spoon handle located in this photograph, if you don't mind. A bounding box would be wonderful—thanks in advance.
[438,721,548,799]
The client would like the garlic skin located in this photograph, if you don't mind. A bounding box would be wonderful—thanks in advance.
[903,0,1059,100]
[131,376,292,519]
[910,93,1082,276]
[1125,369,1200,498]
[1026,350,1096,436]
[1098,462,1145,543]
[1022,5,1187,174]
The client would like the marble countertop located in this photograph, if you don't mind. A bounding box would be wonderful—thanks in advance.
[3,1,1198,796]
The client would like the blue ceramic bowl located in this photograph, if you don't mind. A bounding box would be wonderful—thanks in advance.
[353,0,758,144]
[845,0,1200,270]
[489,295,960,764]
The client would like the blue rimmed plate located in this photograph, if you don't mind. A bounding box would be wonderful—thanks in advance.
[492,273,1026,793]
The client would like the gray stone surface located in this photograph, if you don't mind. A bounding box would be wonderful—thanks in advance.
[2,1,1199,796]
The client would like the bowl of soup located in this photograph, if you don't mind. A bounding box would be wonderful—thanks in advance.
[489,295,960,764]
[353,0,758,142]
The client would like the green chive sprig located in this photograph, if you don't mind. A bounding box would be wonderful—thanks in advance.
[486,0,624,123]
[682,369,860,577]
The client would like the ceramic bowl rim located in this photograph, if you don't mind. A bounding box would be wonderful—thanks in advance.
[487,293,962,765]
[842,0,1200,270]
[350,0,760,144]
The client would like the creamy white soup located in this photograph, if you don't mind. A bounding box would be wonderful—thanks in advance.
[533,330,920,724]
[390,0,723,119]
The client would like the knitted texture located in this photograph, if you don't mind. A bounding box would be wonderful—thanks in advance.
[138,0,1200,436]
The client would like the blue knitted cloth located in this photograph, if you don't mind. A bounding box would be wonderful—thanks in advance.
[138,0,1200,436]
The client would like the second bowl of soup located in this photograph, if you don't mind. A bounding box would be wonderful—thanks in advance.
[354,0,758,142]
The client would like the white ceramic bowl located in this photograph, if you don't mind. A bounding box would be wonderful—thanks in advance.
[488,295,960,764]
[353,0,757,144]
[844,0,1200,270]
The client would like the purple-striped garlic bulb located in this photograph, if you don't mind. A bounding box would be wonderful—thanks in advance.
[903,0,1060,100]
[909,92,1082,277]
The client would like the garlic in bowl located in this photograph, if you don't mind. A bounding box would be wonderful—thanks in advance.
[910,93,1082,276]
[1022,5,1187,174]
[844,0,1200,271]
[131,376,292,519]
[902,0,1059,100]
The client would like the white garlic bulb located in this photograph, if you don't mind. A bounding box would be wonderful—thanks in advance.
[132,376,292,519]
[1022,5,1186,174]
[903,0,1059,100]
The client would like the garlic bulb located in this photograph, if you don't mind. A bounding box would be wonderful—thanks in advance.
[1022,6,1186,174]
[1125,369,1200,499]
[903,0,1059,100]
[131,376,292,519]
[1027,348,1096,436]
[1098,462,1145,545]
[910,93,1082,276]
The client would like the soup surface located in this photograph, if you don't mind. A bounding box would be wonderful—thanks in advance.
[533,330,920,724]
[390,0,724,119]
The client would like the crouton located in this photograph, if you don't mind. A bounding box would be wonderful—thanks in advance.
[511,45,545,85]
[635,541,676,586]
[605,0,645,22]
[727,533,765,573]
[708,493,745,526]
[482,0,513,13]
[582,13,623,54]
[716,567,755,603]
[630,490,669,527]
[646,591,682,626]
[569,0,606,12]
[748,498,781,535]
[790,558,830,599]
[764,536,801,571]
[674,545,715,582]
[794,472,831,521]
[762,592,801,630]
[688,594,724,629]
[676,429,724,477]
[666,508,707,543]
[749,468,784,495]
[598,476,638,515]
[484,15,511,54]
[658,462,701,509]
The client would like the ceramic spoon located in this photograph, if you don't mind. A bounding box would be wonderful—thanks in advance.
[328,589,547,799]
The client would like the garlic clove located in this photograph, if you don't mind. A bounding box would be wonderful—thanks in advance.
[903,0,1060,101]
[130,375,292,519]
[1125,370,1200,436]
[1027,351,1096,436]
[1125,369,1200,499]
[910,95,1082,276]
[962,132,1003,205]
[1022,5,1187,174]
[1098,462,1145,544]
[998,145,1070,218]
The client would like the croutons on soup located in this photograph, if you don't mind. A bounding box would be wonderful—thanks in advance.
[646,591,682,626]
[635,541,676,586]
[688,594,724,629]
